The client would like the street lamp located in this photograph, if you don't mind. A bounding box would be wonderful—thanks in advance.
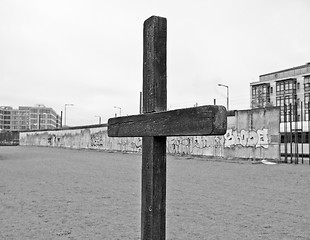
[218,84,229,111]
[95,115,102,124]
[64,104,74,127]
[114,106,122,117]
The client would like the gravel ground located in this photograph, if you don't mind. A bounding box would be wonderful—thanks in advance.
[0,146,309,239]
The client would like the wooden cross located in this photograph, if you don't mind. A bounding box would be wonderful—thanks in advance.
[108,16,227,240]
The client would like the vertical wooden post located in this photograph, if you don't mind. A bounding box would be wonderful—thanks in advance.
[142,16,167,240]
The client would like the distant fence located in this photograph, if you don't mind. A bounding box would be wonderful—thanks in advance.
[0,131,19,146]
[280,102,310,164]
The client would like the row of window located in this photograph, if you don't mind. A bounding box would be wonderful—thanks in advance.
[30,109,51,114]
[2,118,59,125]
[276,79,297,96]
[253,77,309,98]
[11,116,29,120]
[11,126,28,130]
[10,121,28,125]
[30,119,54,124]
[252,84,270,96]
[281,113,310,122]
[276,95,297,107]
[11,111,28,116]
[305,77,310,92]
[280,132,310,143]
[0,111,11,115]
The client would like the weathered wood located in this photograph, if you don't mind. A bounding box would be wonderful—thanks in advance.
[142,16,167,240]
[108,105,227,137]
[107,15,227,240]
[143,16,167,114]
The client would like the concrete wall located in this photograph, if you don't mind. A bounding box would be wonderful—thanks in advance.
[0,131,19,146]
[20,107,280,161]
[223,107,280,160]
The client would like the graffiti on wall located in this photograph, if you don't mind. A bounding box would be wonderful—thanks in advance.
[20,127,271,155]
[116,137,142,151]
[91,132,104,147]
[167,136,224,155]
[90,131,142,152]
[224,128,269,148]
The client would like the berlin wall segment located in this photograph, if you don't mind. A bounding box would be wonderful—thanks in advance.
[19,107,280,161]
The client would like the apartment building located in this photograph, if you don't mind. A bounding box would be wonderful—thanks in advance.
[0,105,61,131]
[250,63,310,122]
[0,106,12,130]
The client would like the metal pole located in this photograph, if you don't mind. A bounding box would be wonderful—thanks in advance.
[95,116,101,124]
[289,103,293,164]
[114,106,122,117]
[218,84,229,111]
[308,102,310,165]
[64,105,67,127]
[301,101,304,164]
[284,104,288,163]
[227,87,229,111]
[64,104,74,127]
[60,111,63,128]
[295,101,298,164]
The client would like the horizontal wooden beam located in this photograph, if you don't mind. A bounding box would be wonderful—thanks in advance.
[108,105,227,137]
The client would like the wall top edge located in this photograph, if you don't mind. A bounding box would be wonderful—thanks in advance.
[20,123,108,133]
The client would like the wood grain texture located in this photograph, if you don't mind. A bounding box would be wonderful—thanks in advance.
[141,16,167,240]
[106,15,228,240]
[143,16,167,113]
[108,105,227,137]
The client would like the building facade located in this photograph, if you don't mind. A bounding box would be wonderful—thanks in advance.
[0,105,61,131]
[250,62,310,122]
[0,106,13,131]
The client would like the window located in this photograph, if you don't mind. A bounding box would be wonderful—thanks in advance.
[251,83,271,108]
[305,93,310,121]
[304,76,310,92]
[276,79,297,96]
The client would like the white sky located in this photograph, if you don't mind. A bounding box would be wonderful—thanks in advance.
[1,0,310,126]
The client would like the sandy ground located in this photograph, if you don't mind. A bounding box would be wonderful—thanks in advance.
[0,146,309,240]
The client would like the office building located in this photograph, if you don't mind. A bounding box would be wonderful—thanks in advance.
[250,62,310,122]
[0,105,61,131]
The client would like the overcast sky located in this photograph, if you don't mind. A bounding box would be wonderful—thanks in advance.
[1,0,310,126]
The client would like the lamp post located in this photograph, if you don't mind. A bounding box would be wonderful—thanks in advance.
[114,106,122,117]
[64,104,74,127]
[95,115,102,124]
[218,84,229,111]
